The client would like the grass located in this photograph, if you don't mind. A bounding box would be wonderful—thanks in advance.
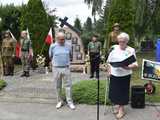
[0,79,7,90]
[131,51,160,102]
[70,51,160,104]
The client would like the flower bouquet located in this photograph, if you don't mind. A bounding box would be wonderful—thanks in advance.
[36,54,46,73]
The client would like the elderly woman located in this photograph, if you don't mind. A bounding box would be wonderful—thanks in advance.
[107,32,138,119]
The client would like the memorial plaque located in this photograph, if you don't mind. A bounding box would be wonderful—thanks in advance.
[66,32,72,40]
[72,37,78,44]
[77,53,82,60]
[75,45,80,52]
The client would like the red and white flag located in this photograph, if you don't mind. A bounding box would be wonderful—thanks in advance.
[45,28,53,45]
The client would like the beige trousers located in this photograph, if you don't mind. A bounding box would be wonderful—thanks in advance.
[53,67,73,104]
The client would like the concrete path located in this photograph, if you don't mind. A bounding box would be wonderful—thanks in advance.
[0,70,160,120]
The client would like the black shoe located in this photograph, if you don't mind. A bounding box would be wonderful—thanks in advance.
[21,72,26,77]
[9,73,14,76]
[4,73,9,76]
[90,76,94,78]
[96,76,99,79]
[25,72,30,77]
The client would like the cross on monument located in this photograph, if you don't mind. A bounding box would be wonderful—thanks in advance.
[59,17,81,35]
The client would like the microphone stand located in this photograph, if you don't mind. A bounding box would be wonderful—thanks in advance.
[97,74,100,120]
[97,55,100,120]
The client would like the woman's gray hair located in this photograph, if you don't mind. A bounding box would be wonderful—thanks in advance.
[117,32,130,41]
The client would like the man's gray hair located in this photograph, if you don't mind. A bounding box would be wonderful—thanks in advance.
[117,32,130,41]
[56,32,65,38]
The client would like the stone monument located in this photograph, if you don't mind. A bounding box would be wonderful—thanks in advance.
[55,17,85,72]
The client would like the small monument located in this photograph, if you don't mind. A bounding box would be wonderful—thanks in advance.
[55,17,85,72]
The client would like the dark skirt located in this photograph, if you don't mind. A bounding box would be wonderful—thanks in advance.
[109,74,131,105]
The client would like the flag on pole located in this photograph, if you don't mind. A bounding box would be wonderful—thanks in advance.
[26,28,30,40]
[8,30,20,58]
[8,29,16,40]
[16,43,21,58]
[45,28,53,45]
[26,28,33,57]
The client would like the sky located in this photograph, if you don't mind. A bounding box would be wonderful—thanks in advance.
[0,0,93,25]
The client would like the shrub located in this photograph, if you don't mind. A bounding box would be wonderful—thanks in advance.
[72,80,111,105]
[0,80,7,90]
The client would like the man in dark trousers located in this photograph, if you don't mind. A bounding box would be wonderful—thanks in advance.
[88,35,102,79]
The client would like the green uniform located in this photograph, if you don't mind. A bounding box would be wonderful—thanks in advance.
[1,37,16,75]
[88,41,102,78]
[103,31,120,53]
[20,38,32,74]
[88,41,101,54]
[0,52,3,78]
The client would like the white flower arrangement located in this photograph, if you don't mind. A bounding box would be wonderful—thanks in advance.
[36,54,46,67]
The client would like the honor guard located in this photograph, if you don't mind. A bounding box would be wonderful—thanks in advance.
[1,31,16,76]
[20,31,33,77]
[104,23,121,53]
[88,35,102,79]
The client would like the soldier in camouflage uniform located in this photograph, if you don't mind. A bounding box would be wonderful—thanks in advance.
[20,31,33,77]
[1,31,16,76]
[103,23,121,53]
[88,35,102,79]
[0,32,3,78]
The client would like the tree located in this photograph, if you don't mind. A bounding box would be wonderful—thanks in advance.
[83,17,93,31]
[94,0,111,46]
[74,17,82,32]
[81,17,93,52]
[0,4,22,39]
[20,0,56,55]
[85,0,160,49]
[84,0,103,16]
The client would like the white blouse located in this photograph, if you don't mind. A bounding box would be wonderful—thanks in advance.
[107,45,137,77]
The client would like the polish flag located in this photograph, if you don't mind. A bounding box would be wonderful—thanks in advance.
[45,28,53,45]
[16,42,21,58]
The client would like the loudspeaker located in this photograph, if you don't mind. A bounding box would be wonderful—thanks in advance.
[131,85,145,108]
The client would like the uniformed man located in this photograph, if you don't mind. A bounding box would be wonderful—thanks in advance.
[0,32,3,78]
[104,23,121,53]
[1,31,16,76]
[88,35,102,79]
[20,31,33,77]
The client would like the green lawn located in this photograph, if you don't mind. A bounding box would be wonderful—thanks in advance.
[131,51,160,102]
[0,79,7,90]
[71,51,160,104]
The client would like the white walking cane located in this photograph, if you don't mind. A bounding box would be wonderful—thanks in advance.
[104,74,110,115]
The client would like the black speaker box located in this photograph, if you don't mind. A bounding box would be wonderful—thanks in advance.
[131,85,145,108]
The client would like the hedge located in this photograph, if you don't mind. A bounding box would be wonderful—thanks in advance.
[0,80,7,90]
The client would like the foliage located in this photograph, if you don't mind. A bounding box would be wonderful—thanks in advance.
[0,4,22,39]
[84,0,103,16]
[83,17,93,31]
[74,17,82,33]
[106,0,134,44]
[20,0,56,55]
[85,0,160,49]
[0,79,7,90]
[81,17,94,52]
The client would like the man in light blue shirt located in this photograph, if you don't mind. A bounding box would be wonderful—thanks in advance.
[49,32,75,110]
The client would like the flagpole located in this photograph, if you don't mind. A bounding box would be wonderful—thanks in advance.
[40,43,46,55]
[97,62,100,120]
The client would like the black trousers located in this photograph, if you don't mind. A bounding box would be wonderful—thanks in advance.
[89,53,100,78]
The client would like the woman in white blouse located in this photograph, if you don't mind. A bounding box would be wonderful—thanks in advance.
[107,32,138,119]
